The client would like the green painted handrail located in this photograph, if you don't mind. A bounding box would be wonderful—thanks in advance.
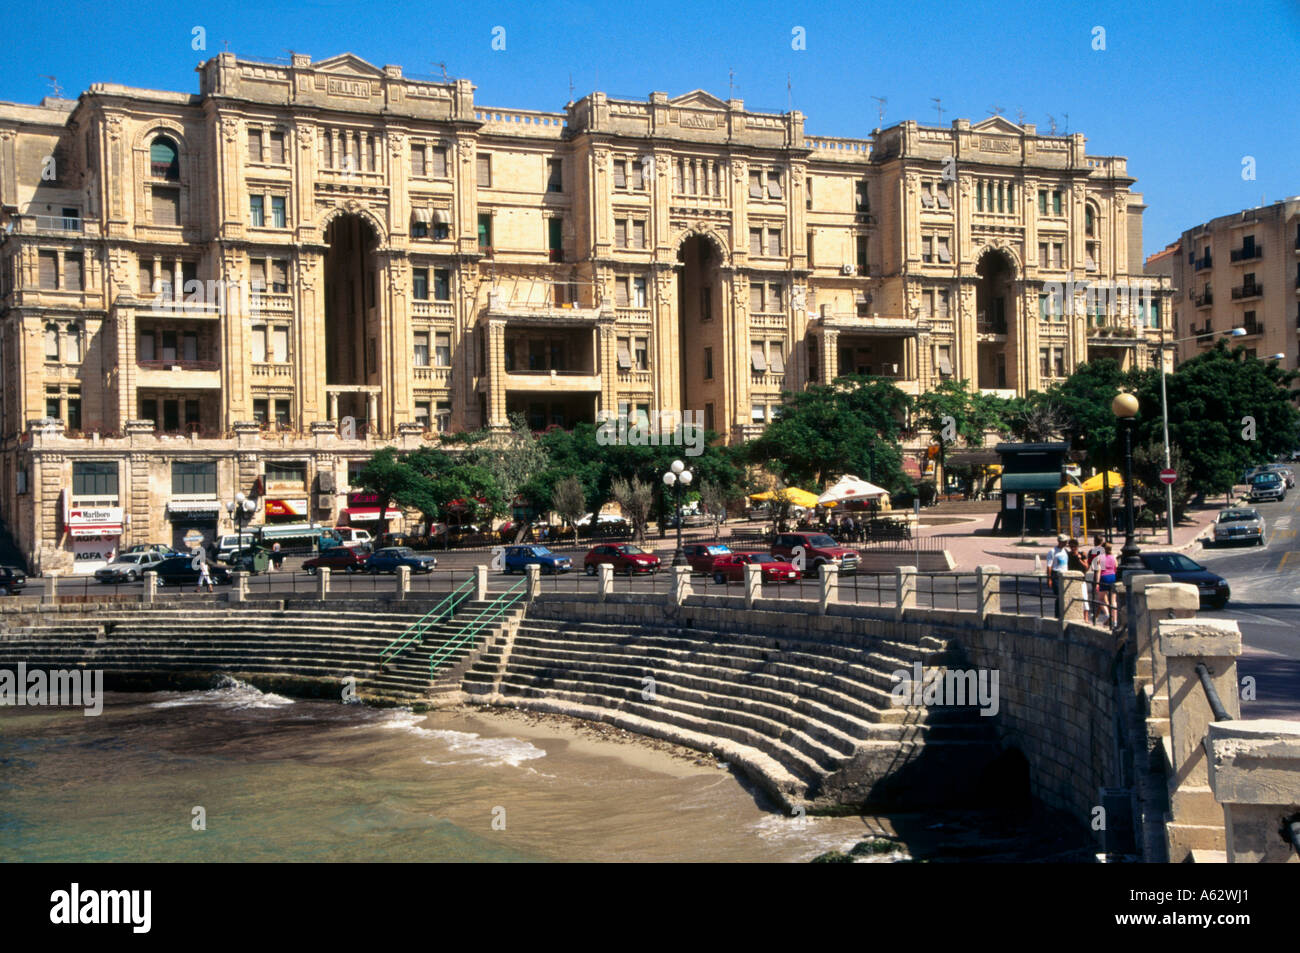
[428,578,528,679]
[380,576,476,664]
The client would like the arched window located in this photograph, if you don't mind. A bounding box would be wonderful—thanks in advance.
[150,136,180,180]
[1085,203,1096,237]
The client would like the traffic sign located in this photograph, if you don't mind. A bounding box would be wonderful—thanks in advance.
[1159,469,1177,485]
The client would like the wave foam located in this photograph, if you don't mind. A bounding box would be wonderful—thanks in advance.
[147,677,294,711]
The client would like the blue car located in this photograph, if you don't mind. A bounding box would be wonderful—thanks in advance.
[502,545,573,574]
[365,546,437,574]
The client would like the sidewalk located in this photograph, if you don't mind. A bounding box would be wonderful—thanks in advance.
[927,503,1225,571]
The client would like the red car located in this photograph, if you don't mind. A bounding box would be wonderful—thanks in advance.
[710,552,800,584]
[682,542,732,574]
[583,543,662,575]
[770,532,860,577]
[303,547,370,574]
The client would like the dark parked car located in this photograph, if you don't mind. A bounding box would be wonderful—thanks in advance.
[770,532,860,577]
[153,554,233,588]
[94,551,167,584]
[710,552,800,584]
[366,547,437,574]
[0,566,27,596]
[682,542,731,574]
[583,543,661,575]
[502,545,572,574]
[1123,552,1230,610]
[303,547,371,574]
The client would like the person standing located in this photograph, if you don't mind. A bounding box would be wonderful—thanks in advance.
[1051,540,1069,617]
[1046,535,1067,591]
[1096,542,1118,626]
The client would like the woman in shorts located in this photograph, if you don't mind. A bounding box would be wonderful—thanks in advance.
[1096,542,1118,625]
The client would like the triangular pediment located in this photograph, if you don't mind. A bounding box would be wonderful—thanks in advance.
[313,53,385,78]
[972,115,1023,135]
[670,90,728,110]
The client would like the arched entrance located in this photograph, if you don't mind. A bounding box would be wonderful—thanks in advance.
[324,214,381,427]
[975,249,1016,391]
[676,234,726,430]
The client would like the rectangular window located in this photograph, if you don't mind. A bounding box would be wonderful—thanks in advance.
[855,181,869,212]
[616,337,632,371]
[66,396,81,431]
[39,250,59,289]
[251,325,267,363]
[936,289,950,319]
[264,461,307,485]
[249,259,266,293]
[1052,243,1064,269]
[614,219,627,247]
[634,337,648,371]
[182,331,198,362]
[248,128,263,163]
[138,331,156,362]
[612,159,627,189]
[271,326,288,363]
[412,267,429,300]
[271,259,288,294]
[767,172,783,199]
[751,403,766,424]
[73,461,118,499]
[856,235,868,272]
[615,277,630,308]
[269,131,285,164]
[1039,243,1049,268]
[433,269,450,301]
[631,220,646,249]
[769,341,785,374]
[1053,191,1063,216]
[548,217,563,261]
[434,332,451,367]
[477,214,492,251]
[477,153,491,188]
[436,401,451,432]
[1040,347,1050,378]
[153,187,181,226]
[977,182,985,213]
[767,229,782,257]
[161,331,178,363]
[1086,241,1098,271]
[750,284,764,314]
[411,145,426,177]
[704,347,713,380]
[750,342,767,373]
[271,196,286,228]
[253,399,268,424]
[413,331,429,366]
[749,171,764,199]
[936,182,951,209]
[633,276,647,308]
[1038,190,1048,215]
[1054,348,1065,378]
[921,236,933,263]
[546,158,562,193]
[749,228,763,257]
[769,284,784,312]
[414,401,431,429]
[249,195,264,228]
[937,237,951,264]
[431,147,447,177]
[172,461,217,496]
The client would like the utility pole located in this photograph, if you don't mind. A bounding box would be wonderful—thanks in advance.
[871,96,886,126]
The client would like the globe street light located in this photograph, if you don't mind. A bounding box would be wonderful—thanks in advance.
[1111,392,1143,574]
[225,491,257,553]
[663,459,693,566]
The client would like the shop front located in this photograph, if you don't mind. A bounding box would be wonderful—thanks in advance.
[338,492,402,527]
[168,500,221,553]
[66,506,124,574]
[264,498,310,522]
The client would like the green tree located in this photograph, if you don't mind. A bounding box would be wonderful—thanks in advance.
[458,414,549,538]
[611,476,654,545]
[1133,343,1300,498]
[355,447,415,538]
[747,376,911,490]
[914,379,1012,496]
[550,475,587,544]
[1131,439,1191,525]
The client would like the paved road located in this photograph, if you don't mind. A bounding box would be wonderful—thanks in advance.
[1190,489,1300,719]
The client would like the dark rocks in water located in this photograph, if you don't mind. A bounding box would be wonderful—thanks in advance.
[810,850,854,863]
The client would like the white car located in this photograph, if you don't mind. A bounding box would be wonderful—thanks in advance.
[574,512,627,528]
[93,551,167,583]
[1211,508,1265,547]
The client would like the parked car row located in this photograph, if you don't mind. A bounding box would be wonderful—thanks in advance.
[301,547,437,575]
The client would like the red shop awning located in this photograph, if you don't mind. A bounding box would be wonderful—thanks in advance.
[340,507,402,523]
[69,524,123,539]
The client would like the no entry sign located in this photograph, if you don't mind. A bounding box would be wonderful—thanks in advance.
[1159,469,1177,485]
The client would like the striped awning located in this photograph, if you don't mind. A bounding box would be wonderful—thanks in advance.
[168,499,221,514]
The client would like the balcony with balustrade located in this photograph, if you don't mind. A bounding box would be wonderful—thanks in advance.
[1231,282,1263,300]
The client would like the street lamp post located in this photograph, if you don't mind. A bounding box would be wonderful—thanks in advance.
[662,459,693,567]
[1112,393,1143,573]
[225,491,257,554]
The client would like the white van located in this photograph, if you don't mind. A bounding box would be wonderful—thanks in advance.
[215,533,256,562]
[333,528,372,548]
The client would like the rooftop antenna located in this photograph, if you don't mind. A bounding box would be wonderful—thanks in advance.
[871,96,886,126]
[1015,106,1027,126]
[728,68,735,99]
[1062,112,1069,134]
[42,75,62,99]
[786,73,792,112]
[987,104,1005,117]
[568,72,575,102]
[1046,114,1058,134]
[931,97,944,126]
[433,61,451,82]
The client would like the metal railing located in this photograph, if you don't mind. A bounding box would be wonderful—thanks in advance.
[1194,661,1232,722]
[428,577,527,678]
[380,576,476,664]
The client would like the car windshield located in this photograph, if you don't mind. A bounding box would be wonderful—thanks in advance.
[749,554,779,564]
[706,546,730,555]
[805,534,836,547]
[1252,472,1280,484]
[1218,511,1257,523]
[620,545,646,555]
[383,548,414,557]
[530,547,553,556]
[1145,553,1202,573]
[115,555,142,564]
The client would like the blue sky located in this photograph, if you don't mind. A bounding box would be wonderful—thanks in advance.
[3,0,1297,256]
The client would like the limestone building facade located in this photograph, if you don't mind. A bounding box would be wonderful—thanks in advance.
[0,52,1171,572]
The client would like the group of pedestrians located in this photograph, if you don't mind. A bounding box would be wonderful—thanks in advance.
[1047,533,1119,626]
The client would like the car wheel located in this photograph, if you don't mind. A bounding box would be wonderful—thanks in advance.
[1210,596,1228,611]
[714,572,726,585]
[0,586,9,597]
[585,564,596,576]
[345,565,357,574]
[305,566,317,576]
[127,570,139,582]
